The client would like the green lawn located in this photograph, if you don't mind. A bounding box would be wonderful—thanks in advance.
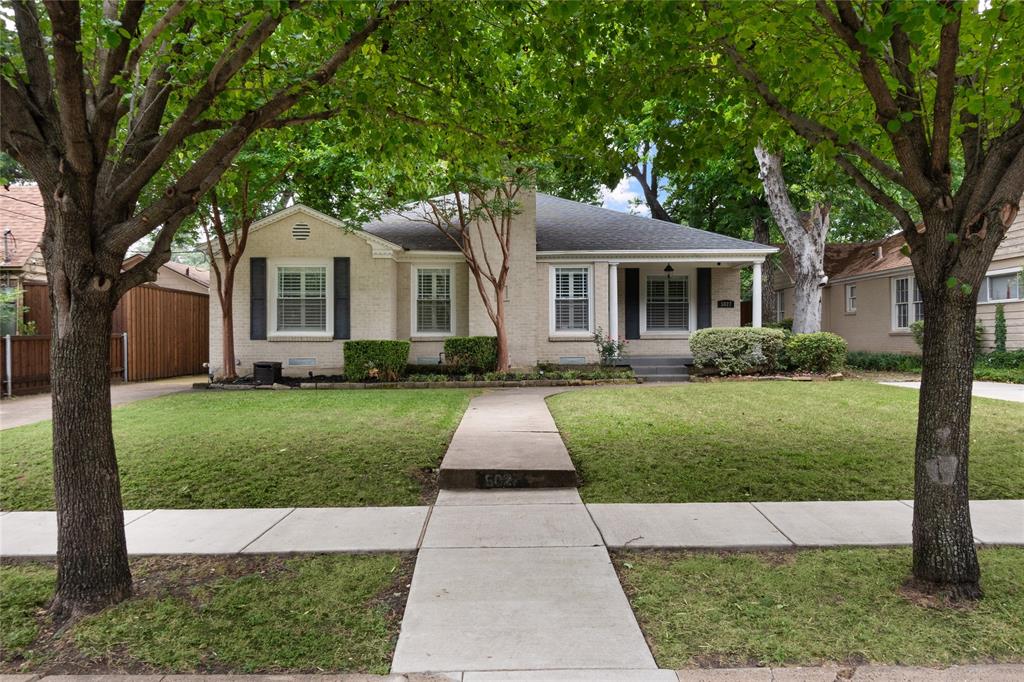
[0,389,472,510]
[617,548,1024,668]
[547,382,1023,502]
[1,555,409,673]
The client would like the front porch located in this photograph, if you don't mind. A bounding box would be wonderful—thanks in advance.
[605,256,766,353]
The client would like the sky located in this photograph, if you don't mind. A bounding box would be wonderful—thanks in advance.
[599,175,651,217]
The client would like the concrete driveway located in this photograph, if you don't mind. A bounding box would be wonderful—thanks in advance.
[0,375,203,430]
[879,380,1024,403]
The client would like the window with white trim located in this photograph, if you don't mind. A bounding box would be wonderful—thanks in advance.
[416,267,452,334]
[276,266,327,332]
[645,275,689,330]
[845,284,857,313]
[553,267,590,332]
[776,290,785,322]
[893,276,923,330]
[978,269,1022,303]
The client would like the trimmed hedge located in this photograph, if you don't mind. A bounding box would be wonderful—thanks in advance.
[444,336,498,372]
[846,351,922,372]
[343,340,410,381]
[785,332,848,373]
[690,327,788,375]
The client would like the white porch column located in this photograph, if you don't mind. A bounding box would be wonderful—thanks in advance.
[752,261,763,328]
[608,262,619,342]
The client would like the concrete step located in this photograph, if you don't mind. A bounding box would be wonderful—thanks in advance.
[626,356,693,367]
[438,393,579,490]
[639,373,690,383]
[635,364,689,375]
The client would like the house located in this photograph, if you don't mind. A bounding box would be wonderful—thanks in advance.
[123,254,211,295]
[772,203,1024,352]
[0,185,210,389]
[209,191,776,376]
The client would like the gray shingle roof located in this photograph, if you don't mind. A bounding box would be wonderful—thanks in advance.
[362,192,773,253]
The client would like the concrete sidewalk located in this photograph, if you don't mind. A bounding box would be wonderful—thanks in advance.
[3,665,1023,680]
[879,379,1024,403]
[0,375,204,430]
[4,498,1021,558]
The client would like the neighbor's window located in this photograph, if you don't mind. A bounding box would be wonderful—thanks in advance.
[893,276,923,329]
[845,284,857,313]
[978,270,1022,303]
[646,275,689,330]
[277,266,327,332]
[776,290,785,322]
[553,267,590,332]
[416,267,452,334]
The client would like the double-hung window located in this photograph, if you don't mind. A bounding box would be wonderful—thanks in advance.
[646,275,689,330]
[276,266,327,332]
[553,267,590,332]
[845,284,857,313]
[893,276,923,330]
[978,269,1022,303]
[416,267,452,334]
[776,290,785,322]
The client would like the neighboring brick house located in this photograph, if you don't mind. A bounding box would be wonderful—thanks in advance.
[209,191,776,376]
[772,202,1024,352]
[123,254,211,295]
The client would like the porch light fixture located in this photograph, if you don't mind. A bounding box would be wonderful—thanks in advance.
[664,263,674,279]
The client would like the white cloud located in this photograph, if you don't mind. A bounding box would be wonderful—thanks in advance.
[600,176,650,217]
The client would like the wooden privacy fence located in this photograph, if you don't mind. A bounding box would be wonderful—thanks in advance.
[4,283,208,395]
[114,285,209,382]
[1,334,125,396]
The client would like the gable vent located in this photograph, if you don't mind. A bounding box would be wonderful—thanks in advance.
[291,223,310,240]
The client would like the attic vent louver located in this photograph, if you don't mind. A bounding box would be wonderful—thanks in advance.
[292,223,310,240]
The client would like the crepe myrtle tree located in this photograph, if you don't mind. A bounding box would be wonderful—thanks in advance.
[696,0,1024,597]
[413,168,534,372]
[0,0,406,619]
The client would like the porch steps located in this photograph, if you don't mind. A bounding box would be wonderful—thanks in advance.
[627,356,692,383]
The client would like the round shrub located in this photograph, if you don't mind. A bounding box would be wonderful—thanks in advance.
[343,340,411,381]
[444,336,499,372]
[785,332,848,373]
[690,327,788,375]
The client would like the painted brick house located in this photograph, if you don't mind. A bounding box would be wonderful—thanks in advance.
[209,191,776,376]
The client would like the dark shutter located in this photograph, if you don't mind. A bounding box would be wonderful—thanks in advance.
[333,257,351,339]
[250,257,267,340]
[697,267,712,329]
[624,268,640,340]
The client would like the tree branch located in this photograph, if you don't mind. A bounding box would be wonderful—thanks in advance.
[929,1,962,181]
[43,0,94,175]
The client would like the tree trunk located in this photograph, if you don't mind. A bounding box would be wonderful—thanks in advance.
[48,273,132,621]
[752,212,775,324]
[911,280,982,599]
[790,260,823,334]
[220,277,237,380]
[494,291,509,372]
[754,144,828,334]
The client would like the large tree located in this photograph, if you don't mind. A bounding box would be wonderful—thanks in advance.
[1,0,408,619]
[690,0,1023,597]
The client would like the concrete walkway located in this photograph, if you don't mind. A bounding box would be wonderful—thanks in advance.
[879,379,1024,403]
[0,375,204,430]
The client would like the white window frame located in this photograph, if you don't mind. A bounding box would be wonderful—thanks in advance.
[891,274,923,331]
[268,258,333,338]
[549,264,594,336]
[411,264,455,337]
[776,290,785,322]
[978,267,1023,304]
[640,273,693,334]
[845,283,857,314]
